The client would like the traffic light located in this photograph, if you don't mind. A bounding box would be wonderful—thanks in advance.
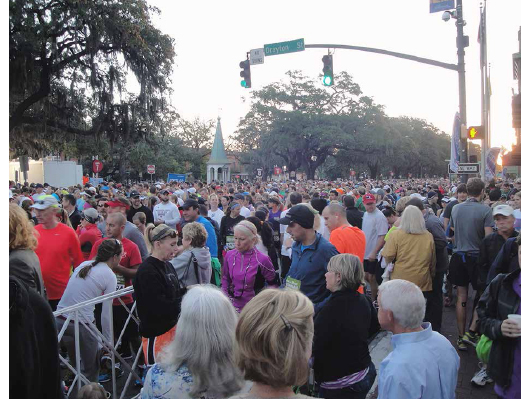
[239,60,251,88]
[513,94,521,128]
[322,54,334,86]
[467,126,484,140]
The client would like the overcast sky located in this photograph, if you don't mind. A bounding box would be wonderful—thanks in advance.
[147,0,520,150]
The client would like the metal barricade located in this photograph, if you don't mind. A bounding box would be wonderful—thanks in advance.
[53,287,143,399]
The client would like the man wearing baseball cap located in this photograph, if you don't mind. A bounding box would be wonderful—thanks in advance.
[279,204,339,312]
[153,190,181,229]
[32,195,82,310]
[76,208,102,261]
[361,193,389,302]
[127,190,154,225]
[32,183,45,201]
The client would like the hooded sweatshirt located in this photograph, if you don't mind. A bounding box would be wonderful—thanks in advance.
[171,246,212,286]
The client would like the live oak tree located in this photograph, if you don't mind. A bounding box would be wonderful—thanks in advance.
[9,0,175,159]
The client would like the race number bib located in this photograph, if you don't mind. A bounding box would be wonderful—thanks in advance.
[116,273,126,291]
[286,277,301,291]
[225,235,235,250]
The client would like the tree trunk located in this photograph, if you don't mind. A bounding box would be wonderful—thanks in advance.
[368,162,379,179]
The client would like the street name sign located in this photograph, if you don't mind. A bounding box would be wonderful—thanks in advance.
[447,163,480,174]
[264,38,305,57]
[429,0,455,13]
[250,48,265,65]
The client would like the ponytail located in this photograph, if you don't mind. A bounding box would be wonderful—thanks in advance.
[144,223,156,251]
[78,239,122,279]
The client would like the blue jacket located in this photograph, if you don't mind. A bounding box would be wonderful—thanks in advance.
[286,233,339,312]
[196,216,218,258]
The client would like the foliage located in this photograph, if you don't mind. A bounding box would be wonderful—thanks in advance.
[9,0,175,157]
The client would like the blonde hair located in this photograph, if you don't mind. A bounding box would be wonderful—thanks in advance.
[9,203,38,250]
[297,202,321,231]
[395,196,411,215]
[327,254,364,291]
[77,382,107,399]
[132,211,146,225]
[234,220,260,246]
[182,222,208,248]
[145,223,178,254]
[399,205,427,234]
[235,289,314,388]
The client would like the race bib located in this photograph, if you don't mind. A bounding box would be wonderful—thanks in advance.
[116,273,126,291]
[226,235,235,249]
[286,277,301,291]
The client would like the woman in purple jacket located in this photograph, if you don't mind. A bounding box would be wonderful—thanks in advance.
[222,220,278,312]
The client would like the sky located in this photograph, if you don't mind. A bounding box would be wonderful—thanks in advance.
[145,0,521,151]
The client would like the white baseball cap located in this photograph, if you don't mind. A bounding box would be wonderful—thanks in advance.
[493,204,514,217]
[30,195,61,210]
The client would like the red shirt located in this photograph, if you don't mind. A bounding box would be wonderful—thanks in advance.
[89,237,142,305]
[76,223,103,261]
[35,223,83,300]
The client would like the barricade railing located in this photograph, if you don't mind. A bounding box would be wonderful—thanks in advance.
[53,287,143,399]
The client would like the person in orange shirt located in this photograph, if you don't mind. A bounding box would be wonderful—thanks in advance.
[323,203,366,294]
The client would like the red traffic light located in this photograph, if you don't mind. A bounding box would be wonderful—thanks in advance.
[467,126,484,140]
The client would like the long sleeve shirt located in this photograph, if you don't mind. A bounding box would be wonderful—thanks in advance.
[378,323,459,399]
[153,202,181,228]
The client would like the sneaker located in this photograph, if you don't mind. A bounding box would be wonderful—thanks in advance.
[98,362,123,383]
[471,364,494,387]
[462,331,480,347]
[457,337,468,351]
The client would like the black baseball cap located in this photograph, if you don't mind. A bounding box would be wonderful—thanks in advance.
[160,190,170,195]
[182,199,199,210]
[279,205,314,229]
[130,190,140,198]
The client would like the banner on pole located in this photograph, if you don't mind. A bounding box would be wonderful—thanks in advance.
[450,112,460,173]
[485,147,500,181]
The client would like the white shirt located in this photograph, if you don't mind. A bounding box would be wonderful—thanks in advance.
[208,208,225,228]
[240,206,251,218]
[153,201,181,228]
[280,209,293,257]
[317,215,331,241]
[57,261,117,342]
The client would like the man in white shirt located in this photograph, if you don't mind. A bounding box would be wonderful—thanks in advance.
[153,190,181,229]
[234,193,251,218]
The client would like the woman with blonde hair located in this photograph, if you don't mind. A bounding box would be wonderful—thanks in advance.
[230,289,314,399]
[381,205,436,293]
[221,220,278,312]
[313,254,379,398]
[142,285,247,399]
[9,203,45,297]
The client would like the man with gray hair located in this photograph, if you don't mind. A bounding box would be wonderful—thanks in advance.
[377,279,459,399]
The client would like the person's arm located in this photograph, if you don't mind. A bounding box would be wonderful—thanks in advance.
[260,256,278,286]
[220,253,231,296]
[477,275,510,339]
[484,226,493,236]
[163,205,181,228]
[368,296,381,337]
[128,228,149,259]
[381,233,397,263]
[429,238,437,277]
[369,235,386,261]
[69,231,83,269]
[145,208,154,225]
[100,273,117,343]
[152,207,163,225]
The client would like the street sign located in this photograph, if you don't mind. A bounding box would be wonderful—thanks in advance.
[257,168,263,177]
[250,48,265,65]
[447,163,480,174]
[264,38,305,57]
[429,0,455,13]
[147,165,156,174]
[92,160,103,173]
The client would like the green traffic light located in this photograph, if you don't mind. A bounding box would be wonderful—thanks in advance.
[241,80,247,88]
[323,75,333,86]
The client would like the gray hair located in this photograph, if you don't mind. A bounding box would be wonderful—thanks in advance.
[159,285,244,397]
[379,280,426,329]
[399,205,427,235]
[327,254,364,291]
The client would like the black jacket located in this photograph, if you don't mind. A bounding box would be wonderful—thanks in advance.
[478,231,518,288]
[313,289,380,383]
[345,207,364,230]
[477,269,521,388]
[219,215,245,247]
[9,249,46,298]
[69,207,82,231]
[487,236,519,285]
[133,256,183,338]
[10,276,64,399]
[127,205,154,225]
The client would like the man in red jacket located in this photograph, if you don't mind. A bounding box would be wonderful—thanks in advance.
[33,195,82,311]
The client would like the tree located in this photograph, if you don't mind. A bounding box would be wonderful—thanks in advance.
[9,0,175,156]
[232,70,385,177]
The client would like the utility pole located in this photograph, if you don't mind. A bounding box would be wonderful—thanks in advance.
[456,0,469,182]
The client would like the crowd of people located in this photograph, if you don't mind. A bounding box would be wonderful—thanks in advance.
[9,175,521,399]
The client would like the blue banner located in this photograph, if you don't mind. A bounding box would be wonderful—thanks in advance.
[430,0,455,13]
[167,173,186,183]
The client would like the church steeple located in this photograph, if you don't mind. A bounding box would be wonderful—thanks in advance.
[208,117,229,165]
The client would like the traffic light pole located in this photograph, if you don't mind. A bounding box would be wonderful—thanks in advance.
[456,0,469,183]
